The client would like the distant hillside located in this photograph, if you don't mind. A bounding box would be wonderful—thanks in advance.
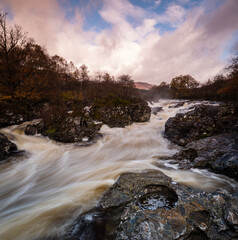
[135,82,153,90]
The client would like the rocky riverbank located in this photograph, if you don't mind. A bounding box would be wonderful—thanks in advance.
[24,101,151,143]
[164,102,238,180]
[63,170,238,240]
[164,103,238,146]
[90,102,151,128]
[24,117,103,144]
[173,133,238,180]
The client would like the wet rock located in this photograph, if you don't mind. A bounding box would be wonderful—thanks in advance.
[151,107,163,115]
[0,111,29,129]
[25,118,102,144]
[174,133,238,180]
[164,103,238,146]
[212,153,238,179]
[0,133,17,161]
[169,102,185,108]
[25,101,151,142]
[176,148,198,161]
[25,124,37,135]
[100,170,172,208]
[64,171,238,240]
[90,102,151,128]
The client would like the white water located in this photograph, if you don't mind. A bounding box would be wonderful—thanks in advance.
[0,100,237,240]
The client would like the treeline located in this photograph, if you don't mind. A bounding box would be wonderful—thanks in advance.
[144,57,238,102]
[0,11,140,122]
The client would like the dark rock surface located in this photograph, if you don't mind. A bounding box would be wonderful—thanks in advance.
[25,102,151,142]
[25,124,38,135]
[25,118,102,143]
[174,133,238,180]
[151,107,163,115]
[90,102,151,128]
[165,103,238,146]
[63,171,238,240]
[168,101,185,108]
[0,112,29,129]
[0,133,18,161]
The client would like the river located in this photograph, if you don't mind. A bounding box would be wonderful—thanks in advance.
[0,100,237,240]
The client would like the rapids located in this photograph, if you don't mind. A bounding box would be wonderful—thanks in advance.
[0,100,237,240]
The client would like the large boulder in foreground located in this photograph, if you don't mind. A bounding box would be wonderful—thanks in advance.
[0,133,17,161]
[63,171,238,240]
[164,103,238,146]
[174,133,238,180]
[90,101,151,127]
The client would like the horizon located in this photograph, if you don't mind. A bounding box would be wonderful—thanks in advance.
[1,0,238,84]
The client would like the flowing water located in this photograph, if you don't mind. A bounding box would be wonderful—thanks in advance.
[0,100,237,240]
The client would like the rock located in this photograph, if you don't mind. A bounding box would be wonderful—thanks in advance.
[0,133,17,161]
[63,171,238,240]
[25,101,151,142]
[175,147,198,161]
[100,170,172,209]
[25,118,102,144]
[0,111,29,129]
[25,124,37,135]
[169,102,185,108]
[90,102,151,128]
[174,133,238,180]
[151,107,163,115]
[212,153,238,179]
[165,103,238,146]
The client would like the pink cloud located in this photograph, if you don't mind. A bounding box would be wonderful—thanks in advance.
[1,0,237,84]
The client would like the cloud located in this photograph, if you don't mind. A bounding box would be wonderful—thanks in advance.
[156,4,186,27]
[132,0,238,83]
[1,0,238,84]
[177,0,189,4]
[231,41,238,53]
[154,0,162,8]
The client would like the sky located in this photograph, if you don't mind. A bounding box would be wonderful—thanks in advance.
[1,0,238,84]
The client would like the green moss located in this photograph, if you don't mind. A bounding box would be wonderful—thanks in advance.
[45,126,57,134]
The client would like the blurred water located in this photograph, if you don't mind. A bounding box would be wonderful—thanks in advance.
[0,100,236,240]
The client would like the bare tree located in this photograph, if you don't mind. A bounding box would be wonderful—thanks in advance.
[117,74,136,98]
[0,10,47,99]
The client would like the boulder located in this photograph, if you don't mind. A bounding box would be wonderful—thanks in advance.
[169,102,185,108]
[24,118,102,144]
[164,103,238,146]
[90,102,151,128]
[174,133,238,180]
[0,111,28,129]
[25,124,37,135]
[0,133,17,161]
[151,107,163,115]
[63,171,238,240]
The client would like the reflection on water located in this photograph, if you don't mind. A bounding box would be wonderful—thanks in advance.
[0,100,237,240]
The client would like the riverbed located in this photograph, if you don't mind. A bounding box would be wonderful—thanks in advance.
[0,100,237,240]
